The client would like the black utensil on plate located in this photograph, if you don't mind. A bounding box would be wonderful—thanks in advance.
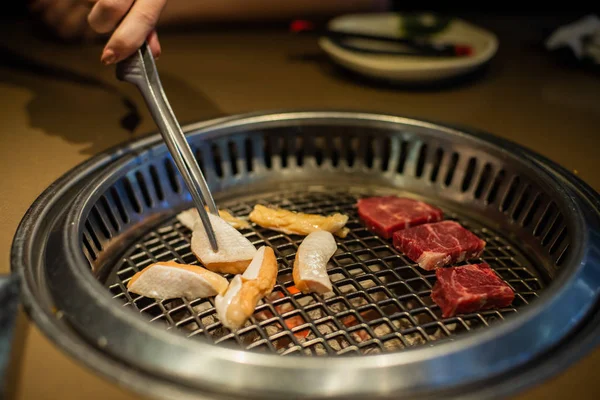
[290,19,473,57]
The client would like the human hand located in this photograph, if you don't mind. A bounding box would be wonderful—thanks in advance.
[28,0,99,40]
[87,0,166,64]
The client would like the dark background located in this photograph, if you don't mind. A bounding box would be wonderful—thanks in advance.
[4,2,599,18]
[3,2,598,44]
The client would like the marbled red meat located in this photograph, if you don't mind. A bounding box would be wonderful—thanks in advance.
[357,196,443,239]
[393,220,486,270]
[431,263,515,317]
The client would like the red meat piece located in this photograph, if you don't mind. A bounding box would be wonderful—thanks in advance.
[431,263,515,317]
[357,196,443,239]
[393,220,486,270]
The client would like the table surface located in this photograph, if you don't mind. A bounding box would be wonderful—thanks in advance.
[1,14,599,400]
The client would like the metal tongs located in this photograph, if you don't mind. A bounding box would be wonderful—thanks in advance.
[116,42,219,252]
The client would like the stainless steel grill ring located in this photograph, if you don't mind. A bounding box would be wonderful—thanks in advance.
[11,110,600,400]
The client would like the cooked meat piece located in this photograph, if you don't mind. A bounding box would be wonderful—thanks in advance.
[215,246,278,330]
[127,261,228,300]
[191,213,257,274]
[177,207,250,230]
[248,204,349,238]
[293,231,337,294]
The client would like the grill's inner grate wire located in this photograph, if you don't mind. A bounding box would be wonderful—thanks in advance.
[107,187,543,356]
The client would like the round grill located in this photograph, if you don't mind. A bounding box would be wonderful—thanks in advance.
[12,111,600,400]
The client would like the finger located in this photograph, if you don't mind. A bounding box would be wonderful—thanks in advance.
[28,0,53,12]
[88,0,134,34]
[147,30,161,59]
[101,0,166,64]
[41,0,78,27]
[56,3,93,40]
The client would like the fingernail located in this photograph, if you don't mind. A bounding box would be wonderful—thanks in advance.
[101,49,116,65]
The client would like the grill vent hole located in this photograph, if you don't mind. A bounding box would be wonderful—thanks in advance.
[474,163,492,199]
[512,184,531,221]
[244,138,254,172]
[556,243,570,267]
[228,141,239,175]
[461,157,477,192]
[99,195,119,232]
[82,236,97,261]
[549,227,568,254]
[365,136,375,169]
[296,136,304,167]
[280,137,289,168]
[542,214,563,246]
[534,202,557,237]
[330,137,339,167]
[264,137,273,169]
[444,152,459,186]
[84,221,102,251]
[415,143,427,178]
[211,143,224,177]
[164,158,181,193]
[381,137,391,171]
[346,138,356,167]
[315,137,325,166]
[90,206,111,239]
[148,165,164,201]
[135,172,153,208]
[194,146,206,175]
[110,187,129,223]
[123,178,142,213]
[523,194,542,228]
[397,140,409,174]
[430,148,444,182]
[501,176,520,212]
[486,169,505,204]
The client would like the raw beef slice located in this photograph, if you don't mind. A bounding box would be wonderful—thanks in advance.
[393,220,486,270]
[431,263,515,317]
[357,196,443,239]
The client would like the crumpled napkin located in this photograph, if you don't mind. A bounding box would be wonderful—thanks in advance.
[545,14,600,64]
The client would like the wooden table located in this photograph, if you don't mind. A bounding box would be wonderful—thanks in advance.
[1,14,599,400]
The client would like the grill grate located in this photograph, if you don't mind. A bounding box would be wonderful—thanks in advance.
[107,187,543,356]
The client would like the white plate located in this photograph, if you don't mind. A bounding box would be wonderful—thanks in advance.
[318,13,499,83]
